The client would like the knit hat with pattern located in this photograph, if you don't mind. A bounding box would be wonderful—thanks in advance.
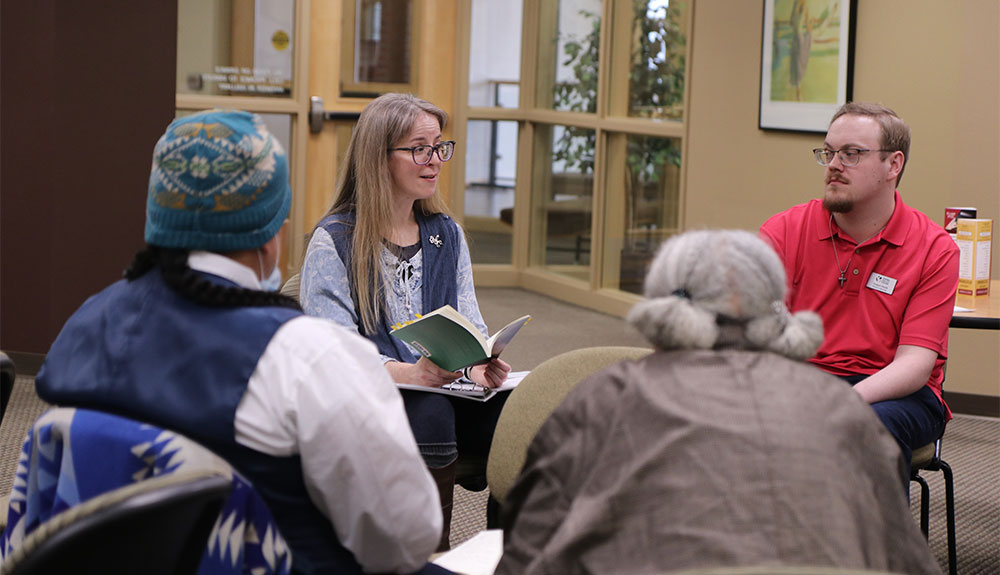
[145,109,290,251]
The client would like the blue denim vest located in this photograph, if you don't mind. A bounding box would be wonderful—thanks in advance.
[36,269,365,574]
[318,211,460,362]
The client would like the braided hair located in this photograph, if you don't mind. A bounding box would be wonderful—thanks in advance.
[125,246,301,311]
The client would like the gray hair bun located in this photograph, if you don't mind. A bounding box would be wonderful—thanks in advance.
[745,307,824,360]
[627,295,719,350]
[627,229,823,360]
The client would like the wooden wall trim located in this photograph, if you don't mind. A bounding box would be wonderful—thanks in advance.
[942,392,1000,418]
[4,353,46,378]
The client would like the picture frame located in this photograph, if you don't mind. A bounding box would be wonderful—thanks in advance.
[759,0,857,133]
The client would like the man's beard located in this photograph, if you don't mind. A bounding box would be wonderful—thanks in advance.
[823,196,854,213]
[823,176,853,213]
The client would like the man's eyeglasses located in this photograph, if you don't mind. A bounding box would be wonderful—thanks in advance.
[812,147,891,167]
[390,141,457,165]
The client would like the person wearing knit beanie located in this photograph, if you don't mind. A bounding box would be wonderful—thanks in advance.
[145,109,290,254]
[33,109,448,574]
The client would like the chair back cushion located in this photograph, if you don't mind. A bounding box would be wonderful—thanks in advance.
[1,407,292,574]
[4,471,231,575]
[279,272,301,302]
[486,346,651,503]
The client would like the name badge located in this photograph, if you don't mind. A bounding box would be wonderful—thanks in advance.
[866,272,897,295]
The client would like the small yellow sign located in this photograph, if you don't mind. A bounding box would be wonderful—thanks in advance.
[272,30,290,51]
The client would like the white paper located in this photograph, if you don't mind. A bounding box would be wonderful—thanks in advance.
[443,370,528,393]
[432,529,504,575]
[500,370,529,391]
[953,305,975,313]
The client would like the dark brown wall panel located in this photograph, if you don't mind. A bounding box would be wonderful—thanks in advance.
[1,1,178,354]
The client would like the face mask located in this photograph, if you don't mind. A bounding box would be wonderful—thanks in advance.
[257,238,283,292]
[261,264,283,292]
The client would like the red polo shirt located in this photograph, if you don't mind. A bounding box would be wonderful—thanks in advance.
[760,191,959,419]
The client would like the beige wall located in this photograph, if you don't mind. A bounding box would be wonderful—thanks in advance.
[685,0,999,400]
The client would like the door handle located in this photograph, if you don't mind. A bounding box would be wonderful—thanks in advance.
[309,96,362,134]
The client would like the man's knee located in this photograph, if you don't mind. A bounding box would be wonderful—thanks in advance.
[870,388,944,450]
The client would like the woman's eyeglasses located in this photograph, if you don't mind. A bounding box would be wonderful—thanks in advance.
[389,141,456,165]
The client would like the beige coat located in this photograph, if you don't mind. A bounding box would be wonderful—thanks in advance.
[498,349,941,575]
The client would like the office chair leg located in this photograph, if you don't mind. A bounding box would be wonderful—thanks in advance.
[941,460,956,575]
[0,377,13,426]
[912,474,930,538]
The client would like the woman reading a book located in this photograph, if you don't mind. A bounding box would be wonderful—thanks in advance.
[299,93,511,551]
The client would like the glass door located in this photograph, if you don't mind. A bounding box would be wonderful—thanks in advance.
[175,0,311,274]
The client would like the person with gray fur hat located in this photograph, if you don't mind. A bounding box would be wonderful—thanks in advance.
[35,110,451,575]
[498,229,941,575]
[626,229,823,358]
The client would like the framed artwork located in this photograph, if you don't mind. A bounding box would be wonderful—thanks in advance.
[759,0,857,133]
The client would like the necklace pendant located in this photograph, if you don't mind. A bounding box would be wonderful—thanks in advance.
[838,273,847,288]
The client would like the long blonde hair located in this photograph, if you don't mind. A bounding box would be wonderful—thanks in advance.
[327,93,452,335]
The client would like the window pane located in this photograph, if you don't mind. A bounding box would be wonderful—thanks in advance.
[625,0,687,119]
[536,0,602,112]
[465,120,518,264]
[176,110,293,161]
[606,133,681,294]
[469,0,522,108]
[177,0,295,98]
[353,0,412,84]
[257,114,293,159]
[531,125,595,279]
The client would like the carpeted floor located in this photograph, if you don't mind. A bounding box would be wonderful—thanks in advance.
[0,287,996,574]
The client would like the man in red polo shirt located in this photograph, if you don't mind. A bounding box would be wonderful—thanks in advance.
[760,102,959,470]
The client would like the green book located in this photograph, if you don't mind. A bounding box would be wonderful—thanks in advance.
[390,305,531,372]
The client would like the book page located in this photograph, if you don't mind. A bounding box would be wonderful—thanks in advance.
[499,370,528,391]
[486,315,531,358]
[432,529,503,575]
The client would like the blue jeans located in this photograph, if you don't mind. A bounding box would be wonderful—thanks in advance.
[840,375,946,469]
[400,389,510,469]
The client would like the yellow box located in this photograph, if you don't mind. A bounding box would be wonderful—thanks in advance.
[956,218,992,296]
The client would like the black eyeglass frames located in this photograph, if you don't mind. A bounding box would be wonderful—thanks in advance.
[389,141,457,165]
